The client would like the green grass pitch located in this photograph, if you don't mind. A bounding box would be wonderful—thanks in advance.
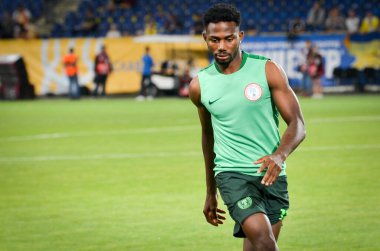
[0,95,379,251]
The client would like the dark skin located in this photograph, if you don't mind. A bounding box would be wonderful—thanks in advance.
[189,21,306,250]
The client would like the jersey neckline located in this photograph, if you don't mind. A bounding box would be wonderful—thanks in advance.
[214,50,248,75]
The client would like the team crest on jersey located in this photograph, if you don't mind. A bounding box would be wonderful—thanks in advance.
[244,83,262,101]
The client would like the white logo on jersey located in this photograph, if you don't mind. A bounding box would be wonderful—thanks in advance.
[244,83,262,101]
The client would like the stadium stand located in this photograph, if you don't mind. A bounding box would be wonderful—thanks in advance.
[0,0,379,38]
[59,0,379,37]
[0,0,44,21]
[0,0,379,97]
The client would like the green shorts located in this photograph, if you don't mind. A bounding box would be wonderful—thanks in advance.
[215,172,289,238]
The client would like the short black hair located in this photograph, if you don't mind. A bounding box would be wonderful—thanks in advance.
[203,3,241,28]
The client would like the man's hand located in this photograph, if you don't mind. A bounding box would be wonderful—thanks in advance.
[255,153,284,186]
[203,194,226,226]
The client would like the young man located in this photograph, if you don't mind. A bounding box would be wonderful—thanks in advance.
[93,45,113,97]
[136,46,154,100]
[189,4,306,251]
[63,47,80,99]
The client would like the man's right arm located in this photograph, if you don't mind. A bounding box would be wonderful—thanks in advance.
[189,76,225,226]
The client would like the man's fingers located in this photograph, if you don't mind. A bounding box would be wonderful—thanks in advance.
[204,208,226,226]
[261,163,281,186]
[253,157,264,165]
[217,214,226,220]
[208,210,218,225]
[257,161,267,174]
[263,163,274,181]
[256,155,283,186]
[216,208,226,214]
[214,216,225,225]
[262,171,275,186]
[203,210,215,225]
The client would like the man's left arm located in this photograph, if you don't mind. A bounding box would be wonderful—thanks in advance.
[256,60,306,186]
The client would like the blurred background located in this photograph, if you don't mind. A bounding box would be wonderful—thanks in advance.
[1,1,380,251]
[0,0,379,99]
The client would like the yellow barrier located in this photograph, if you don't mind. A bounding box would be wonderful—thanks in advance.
[0,36,208,95]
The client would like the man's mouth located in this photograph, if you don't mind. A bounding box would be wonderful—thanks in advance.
[216,54,229,60]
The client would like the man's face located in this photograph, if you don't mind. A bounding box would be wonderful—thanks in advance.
[203,21,243,68]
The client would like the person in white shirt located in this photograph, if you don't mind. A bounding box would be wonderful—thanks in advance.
[345,9,360,34]
[106,23,122,38]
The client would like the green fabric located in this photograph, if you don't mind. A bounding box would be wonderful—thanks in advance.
[198,51,286,176]
[279,208,288,221]
[215,172,289,238]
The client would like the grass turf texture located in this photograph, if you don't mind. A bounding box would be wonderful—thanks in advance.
[0,95,379,251]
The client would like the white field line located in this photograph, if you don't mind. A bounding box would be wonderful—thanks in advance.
[0,151,201,162]
[1,115,379,143]
[297,144,380,152]
[309,115,380,123]
[0,144,379,163]
[0,125,199,142]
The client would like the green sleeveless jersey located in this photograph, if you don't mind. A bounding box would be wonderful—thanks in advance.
[198,51,286,177]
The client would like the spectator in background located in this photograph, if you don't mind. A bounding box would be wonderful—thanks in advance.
[186,58,200,78]
[287,17,306,41]
[63,48,80,99]
[191,13,204,35]
[0,11,15,38]
[360,11,379,34]
[136,46,154,101]
[155,9,167,34]
[75,10,99,36]
[178,68,192,97]
[113,0,136,8]
[106,23,121,38]
[299,40,313,97]
[106,0,117,13]
[164,13,182,34]
[308,45,324,98]
[179,58,198,97]
[160,60,169,74]
[325,7,345,33]
[306,1,325,31]
[159,59,178,76]
[144,20,157,35]
[12,4,32,38]
[345,9,360,34]
[144,13,157,35]
[93,45,113,97]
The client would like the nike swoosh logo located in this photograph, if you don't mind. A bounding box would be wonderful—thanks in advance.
[208,97,222,105]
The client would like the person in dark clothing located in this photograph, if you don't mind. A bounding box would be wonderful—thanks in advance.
[93,45,113,96]
[136,46,154,100]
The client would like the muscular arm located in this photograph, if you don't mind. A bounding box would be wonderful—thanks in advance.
[256,61,306,186]
[189,76,225,226]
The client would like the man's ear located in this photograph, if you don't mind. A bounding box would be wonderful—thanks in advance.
[239,30,244,43]
[202,31,207,41]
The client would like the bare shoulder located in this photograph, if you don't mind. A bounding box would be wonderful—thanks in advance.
[265,60,289,90]
[189,76,202,107]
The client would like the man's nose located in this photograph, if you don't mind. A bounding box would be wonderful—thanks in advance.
[218,40,226,51]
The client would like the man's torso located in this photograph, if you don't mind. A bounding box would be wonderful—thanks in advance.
[198,51,285,176]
